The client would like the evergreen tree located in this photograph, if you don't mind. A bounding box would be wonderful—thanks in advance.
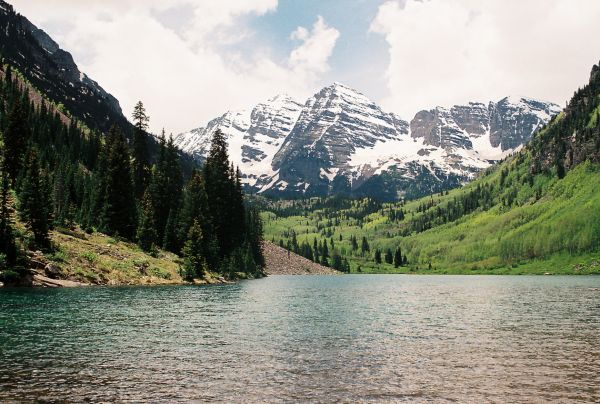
[162,208,178,251]
[131,101,150,199]
[361,236,370,255]
[374,248,382,264]
[3,99,30,183]
[52,163,76,226]
[178,170,213,262]
[331,251,343,272]
[394,247,402,268]
[136,191,157,252]
[18,149,51,248]
[342,258,350,273]
[0,168,17,265]
[101,126,136,239]
[384,248,393,264]
[245,207,265,269]
[203,129,245,259]
[182,220,207,280]
[148,132,183,244]
[351,235,358,251]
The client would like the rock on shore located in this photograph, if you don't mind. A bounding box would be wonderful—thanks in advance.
[262,241,339,275]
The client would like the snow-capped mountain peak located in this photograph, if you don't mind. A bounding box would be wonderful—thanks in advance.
[174,85,560,200]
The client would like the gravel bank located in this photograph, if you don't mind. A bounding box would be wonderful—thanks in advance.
[262,242,340,275]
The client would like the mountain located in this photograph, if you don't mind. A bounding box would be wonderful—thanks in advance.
[262,59,600,274]
[0,1,196,173]
[175,83,559,200]
[0,1,128,132]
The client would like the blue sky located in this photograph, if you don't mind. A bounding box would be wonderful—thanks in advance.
[245,0,390,99]
[9,0,600,134]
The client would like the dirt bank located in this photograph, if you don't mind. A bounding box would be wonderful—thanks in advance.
[263,241,339,275]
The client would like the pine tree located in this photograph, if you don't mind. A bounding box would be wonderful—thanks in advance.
[394,247,402,268]
[162,208,178,251]
[342,258,350,273]
[101,126,136,239]
[203,129,245,260]
[3,99,30,184]
[0,168,17,265]
[18,149,51,248]
[374,248,382,264]
[361,236,370,255]
[136,191,157,252]
[182,220,207,280]
[132,101,150,199]
[384,248,393,264]
[245,207,265,269]
[148,132,182,244]
[178,170,213,262]
[351,235,358,251]
[331,251,343,272]
[86,140,109,230]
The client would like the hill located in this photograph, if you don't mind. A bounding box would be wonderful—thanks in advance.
[262,60,600,274]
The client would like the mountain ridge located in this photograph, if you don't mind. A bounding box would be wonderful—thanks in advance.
[0,0,127,133]
[175,83,560,200]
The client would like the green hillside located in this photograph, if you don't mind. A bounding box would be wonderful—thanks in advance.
[262,61,600,274]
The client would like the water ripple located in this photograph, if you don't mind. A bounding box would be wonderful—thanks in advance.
[1,275,599,402]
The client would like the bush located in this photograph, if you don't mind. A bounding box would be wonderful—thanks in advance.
[149,266,172,280]
[0,269,22,284]
[79,251,97,263]
[48,249,68,263]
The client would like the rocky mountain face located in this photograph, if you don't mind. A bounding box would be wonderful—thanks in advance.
[0,0,127,132]
[175,84,560,200]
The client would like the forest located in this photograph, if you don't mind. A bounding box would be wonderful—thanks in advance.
[0,61,264,284]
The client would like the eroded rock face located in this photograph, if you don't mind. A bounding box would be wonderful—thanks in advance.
[451,103,490,136]
[175,83,560,201]
[489,97,557,150]
[410,98,559,152]
[410,108,473,150]
[410,97,559,151]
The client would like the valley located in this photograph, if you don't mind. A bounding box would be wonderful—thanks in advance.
[261,61,600,274]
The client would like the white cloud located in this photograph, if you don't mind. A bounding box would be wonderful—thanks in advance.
[371,0,600,119]
[9,1,339,134]
[289,16,340,81]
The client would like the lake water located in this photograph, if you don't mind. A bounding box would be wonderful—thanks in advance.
[1,275,599,402]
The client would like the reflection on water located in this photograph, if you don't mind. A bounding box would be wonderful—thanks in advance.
[1,275,599,402]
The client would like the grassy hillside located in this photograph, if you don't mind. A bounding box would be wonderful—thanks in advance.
[1,224,242,286]
[262,61,600,275]
[263,159,600,275]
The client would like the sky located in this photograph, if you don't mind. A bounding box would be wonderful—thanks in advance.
[9,0,600,134]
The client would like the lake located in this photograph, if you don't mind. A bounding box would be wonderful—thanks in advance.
[1,275,599,402]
